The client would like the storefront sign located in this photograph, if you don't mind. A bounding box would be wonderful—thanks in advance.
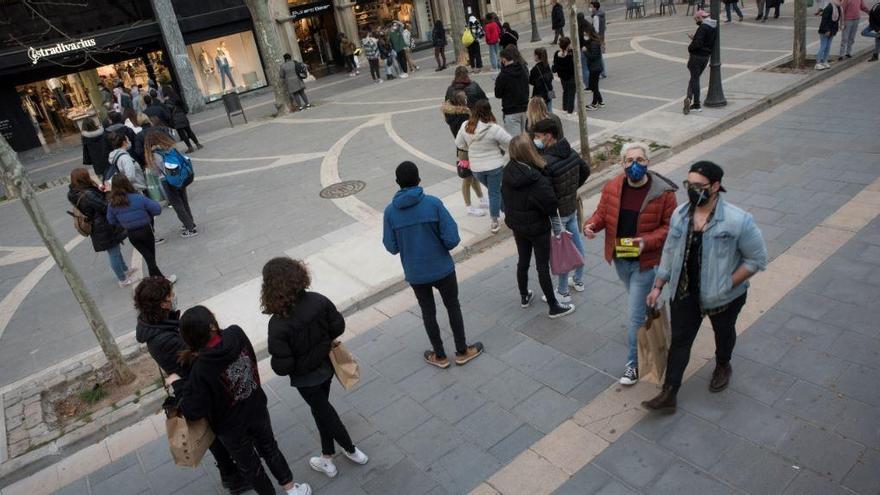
[289,0,333,19]
[28,39,97,65]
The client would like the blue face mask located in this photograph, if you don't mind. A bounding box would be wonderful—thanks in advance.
[533,138,545,150]
[626,161,647,182]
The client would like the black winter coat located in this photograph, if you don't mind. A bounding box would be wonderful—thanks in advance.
[502,160,558,238]
[433,25,447,47]
[66,185,125,252]
[552,3,566,29]
[81,128,111,176]
[585,40,603,72]
[688,23,716,57]
[166,93,190,129]
[529,62,555,101]
[500,28,519,48]
[267,291,345,387]
[818,4,841,35]
[552,50,575,81]
[136,310,188,376]
[445,80,488,109]
[442,101,470,137]
[144,102,172,126]
[494,62,530,115]
[540,139,589,217]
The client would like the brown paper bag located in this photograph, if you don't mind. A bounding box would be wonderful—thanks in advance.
[329,341,360,390]
[637,304,671,385]
[165,409,214,468]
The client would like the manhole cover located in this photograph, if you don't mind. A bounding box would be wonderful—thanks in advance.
[319,180,366,199]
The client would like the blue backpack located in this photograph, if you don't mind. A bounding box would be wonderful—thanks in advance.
[160,148,194,188]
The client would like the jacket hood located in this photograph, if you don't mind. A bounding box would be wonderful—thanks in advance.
[392,186,425,209]
[81,128,104,138]
[501,62,528,78]
[197,327,247,366]
[441,100,470,116]
[702,18,717,28]
[543,138,573,160]
[645,170,679,202]
[135,311,181,344]
[109,148,128,160]
[505,160,542,189]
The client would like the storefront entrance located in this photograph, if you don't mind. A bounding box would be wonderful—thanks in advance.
[289,0,342,76]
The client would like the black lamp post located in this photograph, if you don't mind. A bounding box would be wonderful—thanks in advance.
[704,0,727,107]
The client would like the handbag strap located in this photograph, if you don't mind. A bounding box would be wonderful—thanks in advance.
[538,64,553,94]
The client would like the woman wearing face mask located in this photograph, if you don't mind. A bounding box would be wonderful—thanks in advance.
[643,161,767,414]
[583,143,678,387]
[529,48,555,113]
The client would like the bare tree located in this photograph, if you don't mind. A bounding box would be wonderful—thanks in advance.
[243,0,290,116]
[792,0,807,68]
[150,0,205,112]
[448,0,468,63]
[567,0,591,165]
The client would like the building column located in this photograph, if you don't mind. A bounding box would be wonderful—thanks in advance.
[412,0,432,38]
[334,1,361,45]
[149,0,205,113]
[269,0,304,60]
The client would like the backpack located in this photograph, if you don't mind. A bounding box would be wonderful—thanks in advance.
[67,193,92,237]
[161,148,194,188]
[294,61,308,80]
[101,152,126,184]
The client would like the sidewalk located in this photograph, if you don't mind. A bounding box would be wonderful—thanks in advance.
[8,53,879,495]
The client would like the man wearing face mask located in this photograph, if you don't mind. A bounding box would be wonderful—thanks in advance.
[643,161,767,414]
[584,143,678,386]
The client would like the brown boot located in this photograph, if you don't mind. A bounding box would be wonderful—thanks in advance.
[709,362,732,393]
[642,384,678,414]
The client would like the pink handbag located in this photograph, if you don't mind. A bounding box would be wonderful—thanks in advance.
[549,217,585,276]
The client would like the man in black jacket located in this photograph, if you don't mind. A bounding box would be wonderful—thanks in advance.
[684,11,717,115]
[533,119,590,300]
[495,45,531,137]
[143,93,172,126]
[552,0,566,44]
[103,111,140,165]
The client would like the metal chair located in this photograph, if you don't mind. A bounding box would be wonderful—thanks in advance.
[626,0,647,18]
[660,0,677,15]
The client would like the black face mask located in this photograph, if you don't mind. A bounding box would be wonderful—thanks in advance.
[688,188,711,207]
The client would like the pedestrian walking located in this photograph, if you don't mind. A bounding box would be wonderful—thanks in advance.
[502,135,575,319]
[68,168,135,287]
[445,66,488,108]
[500,22,520,48]
[532,119,589,302]
[495,45,530,136]
[106,174,176,282]
[443,91,487,216]
[162,85,202,153]
[339,33,359,76]
[383,161,485,368]
[861,0,880,61]
[723,0,745,22]
[467,16,484,72]
[551,0,566,44]
[361,31,383,83]
[756,0,767,19]
[133,278,250,493]
[262,257,370,478]
[390,23,409,78]
[106,132,146,191]
[591,2,608,78]
[455,99,512,233]
[432,20,448,70]
[526,97,563,138]
[817,0,843,69]
[80,119,111,177]
[485,13,502,70]
[144,131,198,238]
[165,306,310,495]
[683,11,716,115]
[642,161,767,414]
[584,23,605,110]
[280,53,312,110]
[761,0,782,21]
[529,48,556,113]
[403,23,420,72]
[583,143,677,386]
[552,37,576,114]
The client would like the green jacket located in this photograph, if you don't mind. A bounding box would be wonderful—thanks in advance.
[390,29,406,52]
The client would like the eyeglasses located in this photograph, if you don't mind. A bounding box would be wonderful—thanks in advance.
[682,180,711,191]
[622,156,646,165]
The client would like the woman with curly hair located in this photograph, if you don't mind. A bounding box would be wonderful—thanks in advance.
[262,257,369,479]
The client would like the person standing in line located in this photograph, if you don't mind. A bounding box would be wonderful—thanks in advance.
[761,0,782,21]
[584,23,605,110]
[144,131,198,238]
[532,119,589,302]
[495,45,530,137]
[133,278,250,494]
[80,119,111,177]
[583,143,678,386]
[577,13,592,87]
[403,23,420,72]
[443,91,487,216]
[591,2,608,78]
[756,0,767,19]
[455,99,512,233]
[279,53,311,111]
[361,31,384,83]
[643,161,767,413]
[162,85,203,153]
[551,0,566,45]
[445,65,488,108]
[485,13,502,70]
[467,16,485,72]
[525,97,563,138]
[262,258,370,478]
[68,168,136,287]
[339,33,359,76]
[859,0,880,60]
[552,37,576,114]
[502,135,576,319]
[500,22,520,48]
[106,174,176,283]
[383,162,485,368]
[432,20,448,70]
[816,0,843,69]
[379,33,400,80]
[390,23,409,78]
[106,132,146,191]
[683,11,716,114]
[166,306,310,495]
[723,0,745,22]
[529,48,556,113]
[142,93,172,127]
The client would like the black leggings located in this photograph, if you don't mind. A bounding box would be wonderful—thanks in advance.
[368,58,381,80]
[588,70,603,105]
[217,407,292,495]
[126,224,162,277]
[396,50,409,73]
[561,78,575,113]
[435,46,447,67]
[411,270,467,358]
[687,54,710,105]
[297,378,355,456]
[514,232,557,307]
[175,126,199,148]
[468,41,483,68]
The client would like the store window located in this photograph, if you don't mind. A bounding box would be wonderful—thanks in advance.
[186,31,267,103]
[354,0,431,40]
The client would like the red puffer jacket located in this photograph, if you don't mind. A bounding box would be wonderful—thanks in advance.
[585,171,678,271]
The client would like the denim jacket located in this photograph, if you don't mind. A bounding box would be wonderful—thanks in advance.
[656,197,768,310]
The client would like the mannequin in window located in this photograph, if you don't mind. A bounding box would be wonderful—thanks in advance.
[215,43,236,91]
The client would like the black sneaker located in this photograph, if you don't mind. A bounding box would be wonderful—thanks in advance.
[521,291,534,308]
[870,54,879,61]
[845,54,852,59]
[690,104,702,113]
[181,229,199,238]
[597,102,606,108]
[620,364,639,385]
[548,303,575,319]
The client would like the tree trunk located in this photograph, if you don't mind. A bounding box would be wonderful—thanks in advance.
[150,0,205,113]
[244,0,291,116]
[568,0,591,165]
[448,0,467,63]
[0,137,135,385]
[78,69,108,123]
[530,0,542,42]
[793,0,807,68]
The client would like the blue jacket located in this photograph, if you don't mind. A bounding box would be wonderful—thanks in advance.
[106,193,162,230]
[383,187,460,284]
[656,197,768,310]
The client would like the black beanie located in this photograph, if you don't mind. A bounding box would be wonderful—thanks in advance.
[395,161,420,188]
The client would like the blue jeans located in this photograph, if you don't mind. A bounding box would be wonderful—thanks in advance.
[488,43,500,69]
[614,259,656,367]
[817,34,834,63]
[550,213,585,294]
[546,99,554,113]
[862,26,880,55]
[473,167,504,219]
[106,244,128,282]
[580,52,590,86]
[725,1,743,21]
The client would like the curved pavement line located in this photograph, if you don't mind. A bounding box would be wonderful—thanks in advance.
[643,36,790,52]
[320,116,384,226]
[383,114,457,173]
[326,97,444,105]
[272,103,440,124]
[194,152,326,181]
[0,246,49,267]
[630,35,759,69]
[194,155,290,162]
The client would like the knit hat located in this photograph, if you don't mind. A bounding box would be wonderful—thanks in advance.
[695,9,710,19]
[395,161,421,188]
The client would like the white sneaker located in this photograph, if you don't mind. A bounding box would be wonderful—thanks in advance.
[400,73,409,78]
[309,456,337,478]
[124,267,139,278]
[165,274,177,285]
[541,290,572,304]
[344,447,369,465]
[572,281,585,292]
[490,219,500,233]
[814,63,826,70]
[480,197,489,208]
[823,63,832,69]
[467,206,487,217]
[118,276,137,288]
[287,484,312,495]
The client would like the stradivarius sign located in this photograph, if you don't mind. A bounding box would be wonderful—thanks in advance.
[28,39,97,65]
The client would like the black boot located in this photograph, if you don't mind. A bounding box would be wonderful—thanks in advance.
[219,469,252,494]
[709,362,732,393]
[642,384,678,414]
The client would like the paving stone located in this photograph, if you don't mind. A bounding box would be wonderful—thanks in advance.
[828,331,880,370]
[783,469,854,495]
[648,462,734,495]
[423,382,485,424]
[52,478,90,495]
[833,397,880,449]
[708,438,800,494]
[775,315,845,351]
[773,379,847,426]
[88,452,141,486]
[546,325,609,362]
[429,442,503,493]
[718,391,796,449]
[656,413,738,470]
[446,352,508,390]
[774,345,848,388]
[703,355,796,405]
[175,475,222,495]
[362,458,438,495]
[777,419,865,482]
[531,353,598,395]
[344,432,407,486]
[346,377,406,416]
[477,368,543,411]
[488,423,544,464]
[90,462,149,495]
[554,464,637,495]
[372,348,431,384]
[474,322,528,356]
[512,386,582,434]
[368,396,432,440]
[775,291,839,322]
[733,325,793,367]
[498,339,562,376]
[276,424,320,463]
[842,448,880,495]
[567,372,616,405]
[396,417,468,468]
[584,340,631,376]
[398,366,457,403]
[316,476,369,495]
[593,432,676,489]
[456,402,524,450]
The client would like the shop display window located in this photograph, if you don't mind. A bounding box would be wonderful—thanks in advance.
[186,31,267,103]
[355,0,421,37]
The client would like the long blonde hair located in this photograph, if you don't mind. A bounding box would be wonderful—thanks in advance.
[508,134,546,169]
[526,97,550,132]
[144,131,178,170]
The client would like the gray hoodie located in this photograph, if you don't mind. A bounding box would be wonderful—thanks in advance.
[108,148,146,191]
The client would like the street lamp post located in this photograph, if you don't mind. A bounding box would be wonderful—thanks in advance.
[704,0,727,107]
[529,0,541,42]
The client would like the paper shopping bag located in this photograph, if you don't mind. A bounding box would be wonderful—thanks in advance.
[329,341,360,390]
[637,305,671,385]
[165,400,214,468]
